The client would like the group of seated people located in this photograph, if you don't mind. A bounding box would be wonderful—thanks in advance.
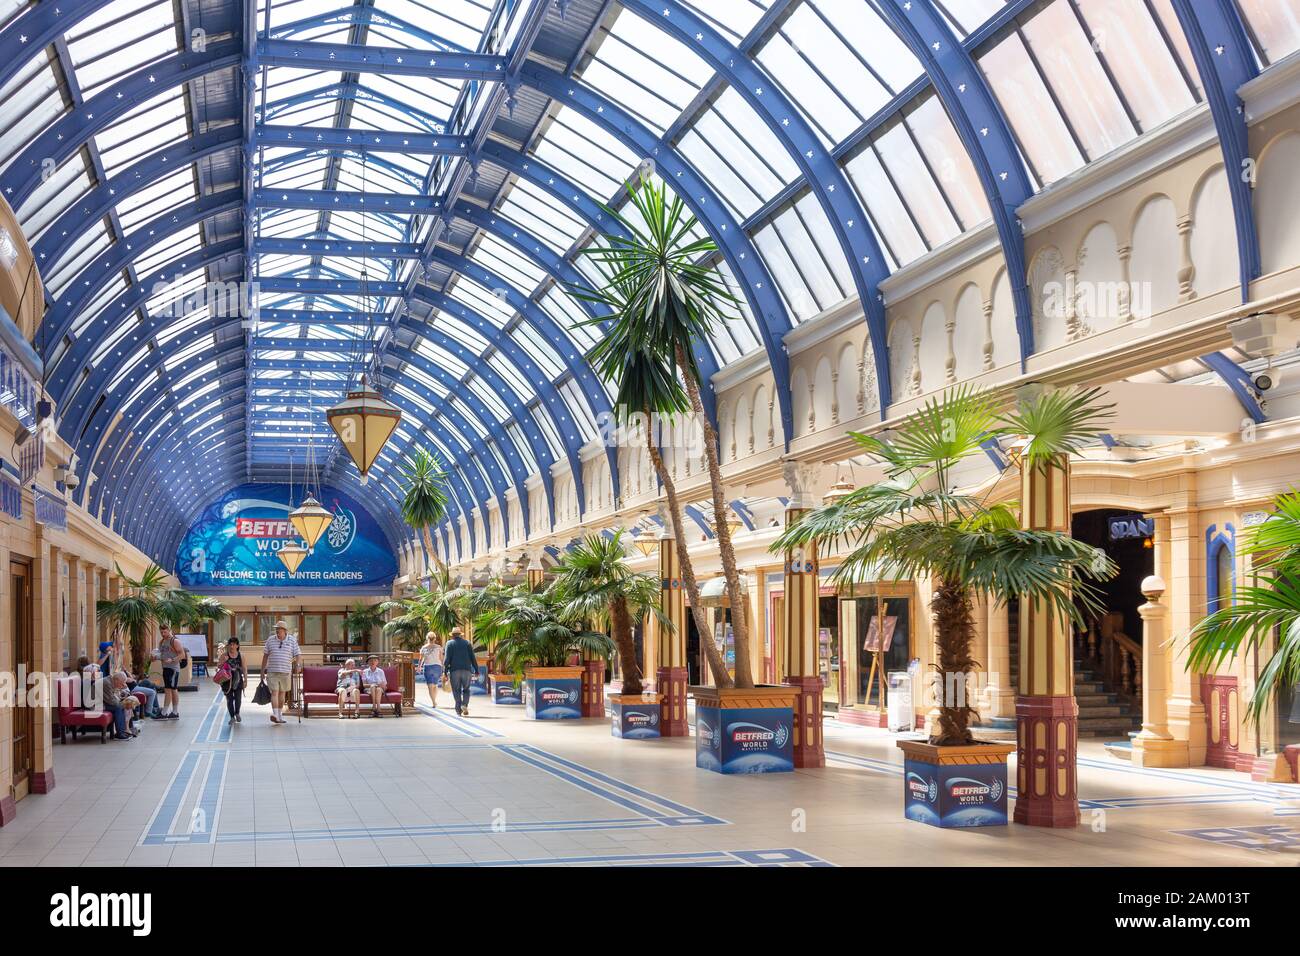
[67,641,175,741]
[334,656,390,718]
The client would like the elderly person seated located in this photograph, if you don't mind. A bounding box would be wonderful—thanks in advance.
[361,656,387,718]
[336,658,361,719]
[81,666,137,740]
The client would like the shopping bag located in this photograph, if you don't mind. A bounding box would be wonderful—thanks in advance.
[252,678,272,705]
[211,662,232,685]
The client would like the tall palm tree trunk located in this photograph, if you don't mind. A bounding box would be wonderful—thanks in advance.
[610,596,643,696]
[676,344,754,689]
[644,407,734,690]
[931,576,977,745]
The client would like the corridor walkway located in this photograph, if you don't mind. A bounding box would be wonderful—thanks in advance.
[0,692,1295,868]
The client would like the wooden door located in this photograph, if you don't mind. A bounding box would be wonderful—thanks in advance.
[10,559,33,790]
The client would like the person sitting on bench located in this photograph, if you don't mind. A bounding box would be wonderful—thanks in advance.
[336,658,361,719]
[361,656,387,718]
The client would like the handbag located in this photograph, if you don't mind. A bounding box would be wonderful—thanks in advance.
[211,661,232,685]
[252,678,272,706]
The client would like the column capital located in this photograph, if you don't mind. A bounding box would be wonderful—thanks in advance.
[781,458,822,510]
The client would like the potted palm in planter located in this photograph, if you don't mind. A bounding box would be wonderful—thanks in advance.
[96,563,205,674]
[575,177,795,763]
[549,531,672,737]
[476,586,614,720]
[776,385,1115,824]
[1187,489,1300,778]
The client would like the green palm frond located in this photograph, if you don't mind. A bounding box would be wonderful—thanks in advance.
[1003,385,1114,470]
[398,448,450,533]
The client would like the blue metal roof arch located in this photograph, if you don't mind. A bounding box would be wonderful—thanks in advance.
[622,0,894,413]
[263,5,470,53]
[251,38,505,81]
[0,40,242,212]
[0,0,136,92]
[32,127,243,273]
[875,0,1036,366]
[258,146,430,191]
[42,190,243,353]
[517,61,796,445]
[48,236,244,408]
[1170,0,1261,299]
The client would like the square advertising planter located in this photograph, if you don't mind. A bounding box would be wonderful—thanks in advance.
[524,666,584,719]
[692,686,795,774]
[490,674,522,705]
[469,663,490,696]
[897,739,1015,828]
[610,693,664,739]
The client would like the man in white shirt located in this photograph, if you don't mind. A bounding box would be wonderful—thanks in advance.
[262,621,301,724]
[361,656,387,718]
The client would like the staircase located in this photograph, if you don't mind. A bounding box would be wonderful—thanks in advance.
[991,626,1140,740]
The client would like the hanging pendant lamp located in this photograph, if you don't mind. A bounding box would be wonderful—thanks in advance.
[326,374,401,481]
[278,540,309,575]
[290,495,333,549]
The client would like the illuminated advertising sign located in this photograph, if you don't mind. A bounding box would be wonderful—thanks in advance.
[611,701,661,739]
[524,677,581,720]
[695,705,793,774]
[175,483,397,591]
[903,759,1008,828]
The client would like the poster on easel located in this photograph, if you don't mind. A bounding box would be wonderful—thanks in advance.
[863,615,898,653]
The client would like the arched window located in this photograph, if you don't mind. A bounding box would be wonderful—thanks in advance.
[1205,524,1236,613]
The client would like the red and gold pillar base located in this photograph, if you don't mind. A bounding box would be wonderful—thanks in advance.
[657,666,688,736]
[1014,695,1079,827]
[581,657,605,718]
[787,675,825,768]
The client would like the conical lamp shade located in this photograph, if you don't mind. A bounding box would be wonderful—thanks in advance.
[290,495,333,549]
[326,382,401,478]
[278,541,309,575]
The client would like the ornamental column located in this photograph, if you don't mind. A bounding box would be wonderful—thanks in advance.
[1165,507,1207,765]
[526,550,546,591]
[30,536,57,794]
[0,532,15,826]
[655,518,688,736]
[1132,575,1183,766]
[782,461,824,768]
[1014,450,1078,827]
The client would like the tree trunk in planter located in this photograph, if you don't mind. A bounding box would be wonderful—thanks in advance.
[930,577,977,746]
[610,596,642,696]
[643,410,732,690]
[676,344,754,689]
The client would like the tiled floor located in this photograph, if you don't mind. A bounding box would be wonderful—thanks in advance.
[3,688,1297,867]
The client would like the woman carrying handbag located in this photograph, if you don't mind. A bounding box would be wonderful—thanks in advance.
[214,638,246,725]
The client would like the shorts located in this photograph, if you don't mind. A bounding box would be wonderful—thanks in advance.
[266,671,292,693]
[161,667,180,690]
[423,664,444,684]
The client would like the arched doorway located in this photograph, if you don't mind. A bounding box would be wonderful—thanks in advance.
[1069,509,1153,739]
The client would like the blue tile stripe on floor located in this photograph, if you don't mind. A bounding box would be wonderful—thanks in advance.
[430,848,833,867]
[415,702,506,737]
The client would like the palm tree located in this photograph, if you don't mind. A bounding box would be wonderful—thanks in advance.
[774,385,1117,746]
[572,176,748,688]
[1187,490,1300,725]
[548,532,671,696]
[342,601,387,649]
[474,585,615,680]
[96,563,203,671]
[398,447,450,576]
[381,568,468,650]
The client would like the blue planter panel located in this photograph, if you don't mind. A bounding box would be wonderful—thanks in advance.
[524,677,582,720]
[695,705,793,774]
[611,700,662,739]
[903,758,1009,828]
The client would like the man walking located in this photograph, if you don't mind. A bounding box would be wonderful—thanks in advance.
[263,620,300,724]
[443,628,478,717]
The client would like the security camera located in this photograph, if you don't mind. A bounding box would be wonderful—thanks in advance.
[63,471,80,491]
[1254,371,1274,392]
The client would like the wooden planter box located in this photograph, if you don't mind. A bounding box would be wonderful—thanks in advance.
[692,685,796,774]
[523,666,584,719]
[610,693,664,739]
[897,739,1015,828]
[490,674,522,705]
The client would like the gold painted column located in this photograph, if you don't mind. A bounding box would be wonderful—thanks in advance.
[64,554,80,670]
[985,596,1015,718]
[1014,453,1078,827]
[1131,575,1183,766]
[656,528,688,736]
[1165,509,1208,765]
[970,592,990,720]
[783,505,824,768]
[30,537,56,794]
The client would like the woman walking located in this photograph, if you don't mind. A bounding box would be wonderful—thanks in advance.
[219,638,246,724]
[419,632,444,708]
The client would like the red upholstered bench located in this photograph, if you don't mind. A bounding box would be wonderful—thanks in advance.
[55,675,113,744]
[300,665,403,717]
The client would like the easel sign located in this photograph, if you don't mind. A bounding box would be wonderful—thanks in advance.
[863,612,897,713]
